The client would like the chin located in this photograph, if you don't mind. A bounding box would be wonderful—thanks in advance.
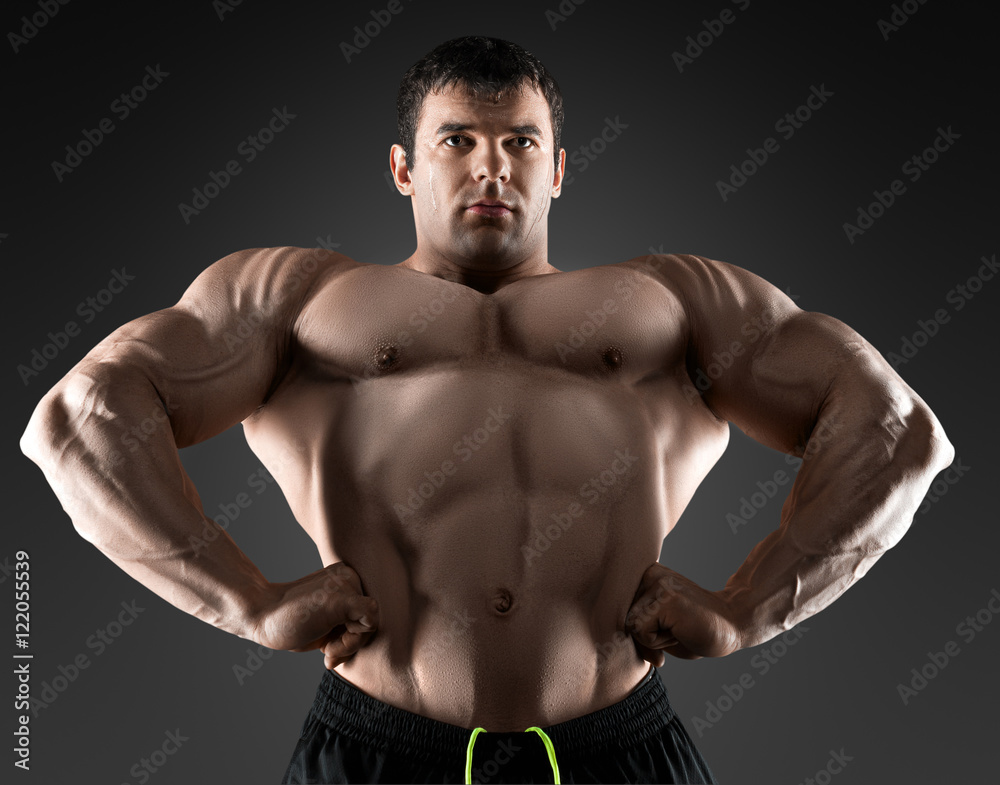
[454,237,511,263]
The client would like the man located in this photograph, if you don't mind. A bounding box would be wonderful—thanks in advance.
[21,36,954,784]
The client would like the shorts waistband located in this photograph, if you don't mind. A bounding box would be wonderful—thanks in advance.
[304,665,674,761]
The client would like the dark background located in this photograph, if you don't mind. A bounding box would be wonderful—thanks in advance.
[4,0,997,783]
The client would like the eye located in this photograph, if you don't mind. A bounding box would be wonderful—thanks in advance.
[511,137,533,148]
[444,135,465,147]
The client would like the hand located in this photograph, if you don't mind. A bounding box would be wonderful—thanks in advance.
[250,562,379,669]
[624,562,743,665]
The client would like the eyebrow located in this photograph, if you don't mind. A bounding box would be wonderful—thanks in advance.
[433,122,544,138]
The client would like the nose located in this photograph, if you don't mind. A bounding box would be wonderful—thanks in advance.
[472,140,510,184]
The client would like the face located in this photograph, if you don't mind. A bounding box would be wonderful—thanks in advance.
[390,81,565,272]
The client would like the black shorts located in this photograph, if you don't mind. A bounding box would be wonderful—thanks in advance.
[281,665,717,784]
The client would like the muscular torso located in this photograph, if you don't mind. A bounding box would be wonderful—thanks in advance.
[242,258,730,731]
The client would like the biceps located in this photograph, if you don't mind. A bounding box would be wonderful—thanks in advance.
[704,310,872,455]
[87,305,280,446]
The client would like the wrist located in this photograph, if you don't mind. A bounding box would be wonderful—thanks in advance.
[237,578,280,643]
[720,584,765,651]
[721,584,797,650]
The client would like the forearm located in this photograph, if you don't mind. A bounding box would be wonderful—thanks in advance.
[723,384,955,649]
[21,362,271,639]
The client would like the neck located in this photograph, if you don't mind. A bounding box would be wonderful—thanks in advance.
[399,248,560,294]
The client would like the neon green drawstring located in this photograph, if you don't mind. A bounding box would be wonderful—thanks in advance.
[464,725,561,784]
[465,727,486,784]
[524,726,561,783]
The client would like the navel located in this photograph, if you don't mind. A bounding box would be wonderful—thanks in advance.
[491,587,515,615]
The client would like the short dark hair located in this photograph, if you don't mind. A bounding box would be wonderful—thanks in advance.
[396,36,564,173]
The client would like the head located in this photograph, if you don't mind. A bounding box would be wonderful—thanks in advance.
[391,36,566,274]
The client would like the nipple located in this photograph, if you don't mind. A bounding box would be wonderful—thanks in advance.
[602,346,623,369]
[374,343,399,371]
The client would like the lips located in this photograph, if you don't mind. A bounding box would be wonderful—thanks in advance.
[467,200,512,217]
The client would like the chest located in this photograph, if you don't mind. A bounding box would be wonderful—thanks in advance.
[293,263,688,384]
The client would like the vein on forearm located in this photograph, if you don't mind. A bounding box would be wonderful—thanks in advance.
[30,362,267,636]
[726,362,950,646]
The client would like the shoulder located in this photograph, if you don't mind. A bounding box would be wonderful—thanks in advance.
[187,245,360,290]
[618,252,749,290]
[178,245,362,317]
[617,252,797,321]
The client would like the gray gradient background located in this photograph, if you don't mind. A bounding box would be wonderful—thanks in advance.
[4,1,997,783]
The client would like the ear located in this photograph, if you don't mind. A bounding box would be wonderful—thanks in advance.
[389,144,414,195]
[551,147,566,198]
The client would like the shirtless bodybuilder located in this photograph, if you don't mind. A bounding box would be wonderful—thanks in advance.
[21,36,954,784]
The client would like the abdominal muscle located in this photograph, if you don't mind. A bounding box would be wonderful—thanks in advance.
[246,384,669,730]
[320,479,664,732]
[245,367,718,731]
[245,368,718,731]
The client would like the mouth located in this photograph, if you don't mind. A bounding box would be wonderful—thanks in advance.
[467,200,512,217]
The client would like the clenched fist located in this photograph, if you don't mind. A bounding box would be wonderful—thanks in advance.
[250,562,379,669]
[625,562,743,664]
